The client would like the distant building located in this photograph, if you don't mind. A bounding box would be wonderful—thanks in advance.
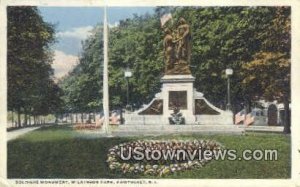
[235,100,290,126]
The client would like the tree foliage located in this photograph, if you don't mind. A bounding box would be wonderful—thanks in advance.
[108,13,163,107]
[239,7,291,132]
[7,6,62,126]
[241,7,290,102]
[59,26,103,114]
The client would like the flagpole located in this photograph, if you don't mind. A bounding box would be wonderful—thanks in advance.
[103,5,110,135]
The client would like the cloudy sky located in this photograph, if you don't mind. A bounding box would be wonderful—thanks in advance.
[38,7,154,79]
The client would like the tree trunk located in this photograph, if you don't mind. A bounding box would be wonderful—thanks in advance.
[283,97,290,134]
[24,112,28,127]
[246,100,252,113]
[232,103,237,124]
[71,113,73,124]
[88,113,91,122]
[81,113,84,123]
[76,113,78,123]
[93,111,96,123]
[11,110,14,128]
[55,115,58,124]
[17,109,21,128]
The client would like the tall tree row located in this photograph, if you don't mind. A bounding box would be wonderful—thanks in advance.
[61,7,290,131]
[7,7,63,127]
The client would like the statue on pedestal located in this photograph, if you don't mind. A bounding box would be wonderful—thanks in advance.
[163,17,192,75]
[163,28,175,72]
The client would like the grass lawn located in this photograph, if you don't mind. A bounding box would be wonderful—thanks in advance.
[7,125,291,179]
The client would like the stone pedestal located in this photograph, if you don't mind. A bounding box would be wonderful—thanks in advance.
[124,74,233,125]
[160,74,195,124]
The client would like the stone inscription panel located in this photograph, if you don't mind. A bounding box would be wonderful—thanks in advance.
[169,91,187,110]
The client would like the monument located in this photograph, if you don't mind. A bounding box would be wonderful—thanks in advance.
[124,17,232,125]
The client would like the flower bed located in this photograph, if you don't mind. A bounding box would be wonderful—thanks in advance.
[106,139,223,176]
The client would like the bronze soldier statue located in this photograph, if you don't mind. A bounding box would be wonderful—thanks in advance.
[162,17,192,75]
[163,28,175,73]
[175,17,191,64]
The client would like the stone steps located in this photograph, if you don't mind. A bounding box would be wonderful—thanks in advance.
[78,125,284,137]
[239,125,284,133]
[111,125,244,136]
[116,124,238,129]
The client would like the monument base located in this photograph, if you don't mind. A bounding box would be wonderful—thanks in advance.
[124,74,233,125]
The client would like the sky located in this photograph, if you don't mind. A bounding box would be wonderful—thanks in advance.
[38,7,154,79]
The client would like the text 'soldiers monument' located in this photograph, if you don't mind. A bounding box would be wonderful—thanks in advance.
[125,17,232,125]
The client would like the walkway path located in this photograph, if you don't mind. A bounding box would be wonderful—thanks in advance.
[7,126,41,141]
[241,125,284,133]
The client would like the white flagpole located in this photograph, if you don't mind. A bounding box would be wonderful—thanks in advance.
[103,6,110,135]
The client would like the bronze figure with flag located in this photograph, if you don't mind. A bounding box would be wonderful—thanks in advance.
[161,15,192,75]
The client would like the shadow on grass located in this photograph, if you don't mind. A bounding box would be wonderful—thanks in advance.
[7,123,62,132]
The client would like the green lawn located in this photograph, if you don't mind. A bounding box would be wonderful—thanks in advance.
[7,125,291,179]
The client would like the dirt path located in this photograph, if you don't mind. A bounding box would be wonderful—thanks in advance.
[7,126,41,141]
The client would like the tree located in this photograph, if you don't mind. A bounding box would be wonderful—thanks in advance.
[241,7,291,132]
[108,14,163,108]
[59,25,103,117]
[7,6,59,127]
